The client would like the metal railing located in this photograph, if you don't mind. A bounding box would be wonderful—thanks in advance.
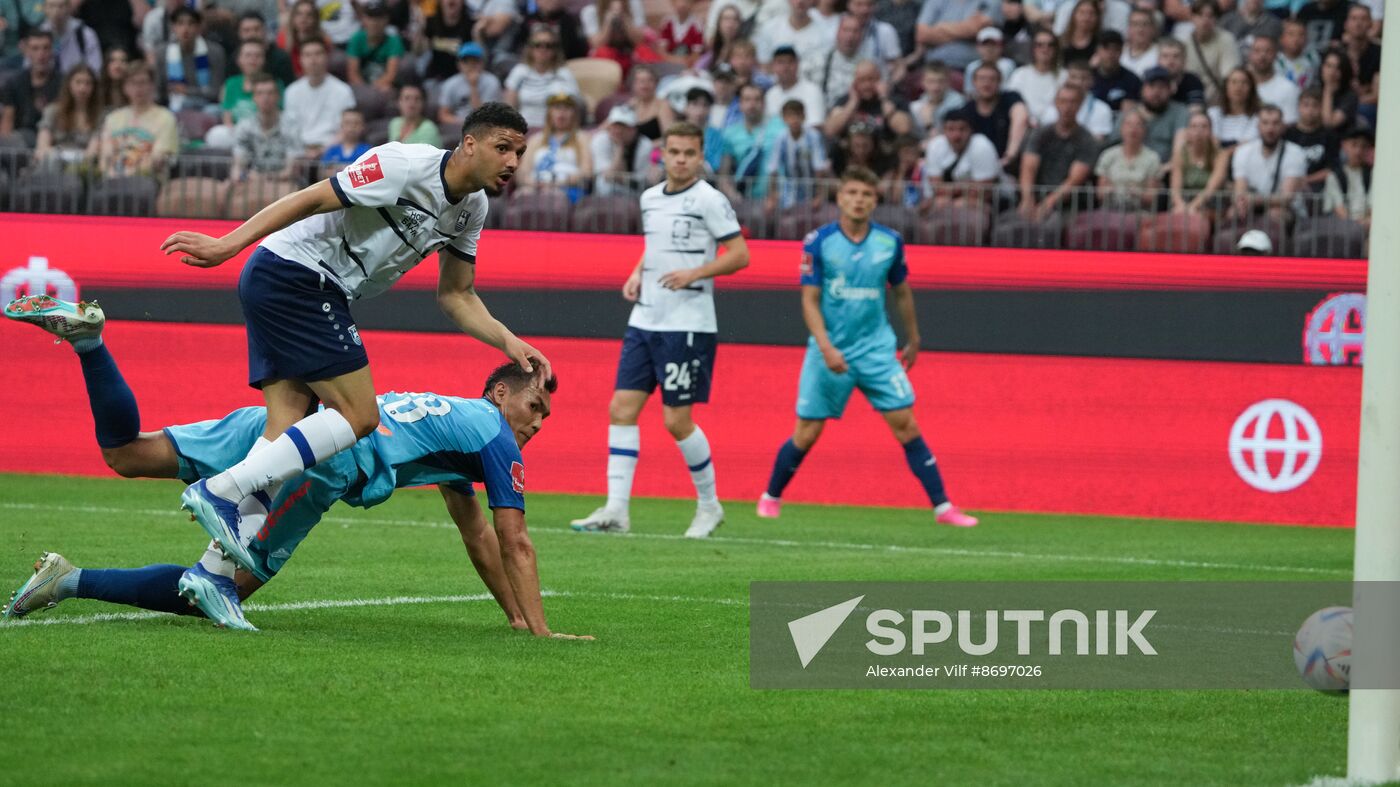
[0,149,1368,258]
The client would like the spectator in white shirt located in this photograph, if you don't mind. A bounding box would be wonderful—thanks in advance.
[1231,104,1307,223]
[1121,8,1160,78]
[1039,59,1114,139]
[763,45,826,126]
[504,28,582,129]
[755,0,831,64]
[1008,28,1064,124]
[922,106,1000,210]
[282,38,356,156]
[1207,67,1261,148]
[1245,35,1299,124]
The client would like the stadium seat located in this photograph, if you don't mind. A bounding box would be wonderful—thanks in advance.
[1212,216,1288,255]
[173,148,233,181]
[916,205,991,246]
[156,177,229,218]
[352,83,392,122]
[87,176,160,217]
[177,109,219,143]
[990,212,1064,249]
[1137,212,1211,253]
[570,194,641,234]
[566,58,623,116]
[775,203,838,240]
[226,178,301,220]
[499,191,573,231]
[871,204,917,238]
[1288,216,1367,258]
[1065,211,1139,252]
[12,170,84,213]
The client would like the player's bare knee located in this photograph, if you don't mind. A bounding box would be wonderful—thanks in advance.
[325,400,380,438]
[663,411,694,440]
[608,396,642,425]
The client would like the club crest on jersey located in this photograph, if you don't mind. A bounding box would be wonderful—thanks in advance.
[455,211,470,232]
[346,154,384,188]
[510,461,525,493]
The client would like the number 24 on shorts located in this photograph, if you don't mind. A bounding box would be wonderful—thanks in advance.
[662,362,696,391]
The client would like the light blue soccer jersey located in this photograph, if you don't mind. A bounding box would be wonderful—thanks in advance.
[799,221,908,359]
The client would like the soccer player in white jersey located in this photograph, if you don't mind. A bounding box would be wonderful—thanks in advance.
[571,122,749,539]
[156,102,551,580]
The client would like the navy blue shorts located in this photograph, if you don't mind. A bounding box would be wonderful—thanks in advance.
[238,247,369,389]
[614,327,716,407]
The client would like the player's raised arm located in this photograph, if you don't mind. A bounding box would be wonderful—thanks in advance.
[439,484,526,630]
[160,179,347,268]
[492,507,592,640]
[436,249,552,380]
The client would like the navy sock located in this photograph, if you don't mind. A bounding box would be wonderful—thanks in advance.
[902,436,949,508]
[76,565,198,616]
[77,344,140,449]
[766,438,809,498]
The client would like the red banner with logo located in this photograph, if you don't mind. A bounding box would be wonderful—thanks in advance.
[0,320,1359,527]
[0,213,1367,294]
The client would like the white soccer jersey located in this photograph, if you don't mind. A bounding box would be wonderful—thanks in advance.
[261,142,488,300]
[628,179,741,334]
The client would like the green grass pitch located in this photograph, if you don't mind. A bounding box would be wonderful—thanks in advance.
[0,473,1354,785]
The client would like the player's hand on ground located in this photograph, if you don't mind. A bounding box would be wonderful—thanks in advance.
[900,340,919,371]
[822,346,848,374]
[622,271,642,301]
[548,632,596,640]
[161,232,236,268]
[659,268,701,290]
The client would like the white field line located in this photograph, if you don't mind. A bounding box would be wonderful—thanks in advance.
[0,589,743,629]
[0,501,1350,577]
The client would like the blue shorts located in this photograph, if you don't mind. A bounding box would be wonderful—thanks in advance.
[239,247,369,389]
[164,408,362,582]
[796,343,915,420]
[614,327,717,407]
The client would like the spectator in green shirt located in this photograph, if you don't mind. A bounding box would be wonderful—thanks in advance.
[221,40,283,128]
[387,83,443,146]
[347,1,404,95]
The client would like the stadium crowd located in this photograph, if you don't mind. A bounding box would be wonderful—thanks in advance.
[0,0,1382,252]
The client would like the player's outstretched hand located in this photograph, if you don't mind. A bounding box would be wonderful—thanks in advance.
[161,232,235,268]
[622,271,642,302]
[549,632,596,640]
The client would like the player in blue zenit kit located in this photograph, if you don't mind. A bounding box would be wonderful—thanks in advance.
[756,167,979,527]
[2,297,589,638]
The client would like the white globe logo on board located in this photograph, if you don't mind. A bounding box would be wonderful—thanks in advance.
[1228,400,1323,493]
[1,256,77,301]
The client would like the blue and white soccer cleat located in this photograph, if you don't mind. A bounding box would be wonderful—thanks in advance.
[4,552,77,620]
[181,480,258,574]
[177,564,257,631]
[4,294,105,345]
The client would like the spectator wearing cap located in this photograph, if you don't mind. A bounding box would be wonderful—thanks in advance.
[504,28,582,129]
[514,0,590,60]
[1176,0,1239,106]
[417,0,476,84]
[40,0,101,75]
[1231,104,1306,223]
[592,104,655,195]
[1208,68,1261,148]
[229,72,299,184]
[1156,38,1206,108]
[909,61,966,137]
[1092,30,1141,113]
[347,2,405,94]
[1236,229,1273,255]
[388,83,443,146]
[1019,83,1097,221]
[156,8,226,113]
[1121,9,1159,79]
[824,59,912,142]
[1246,36,1298,124]
[721,81,780,200]
[99,62,178,178]
[1007,28,1062,124]
[756,0,831,64]
[282,38,356,156]
[1322,127,1372,229]
[1276,19,1317,90]
[1127,66,1190,162]
[0,30,59,146]
[914,0,1001,71]
[680,86,726,172]
[1285,87,1340,191]
[1221,0,1281,61]
[962,26,1015,91]
[1094,107,1162,210]
[1040,60,1112,139]
[765,98,831,210]
[438,42,503,127]
[763,45,825,127]
[922,106,1000,210]
[814,14,867,110]
[517,92,592,196]
[965,60,1028,170]
[238,12,296,87]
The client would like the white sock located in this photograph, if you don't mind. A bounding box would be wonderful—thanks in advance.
[606,424,639,512]
[198,539,237,579]
[676,425,718,506]
[208,409,356,500]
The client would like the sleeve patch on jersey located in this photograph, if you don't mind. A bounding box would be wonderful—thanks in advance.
[511,461,525,493]
[346,154,385,188]
[799,252,813,276]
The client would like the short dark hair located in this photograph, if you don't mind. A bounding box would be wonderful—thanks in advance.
[781,98,805,116]
[238,10,266,26]
[1097,29,1124,48]
[943,107,974,127]
[482,362,558,397]
[170,7,201,25]
[662,120,704,144]
[248,71,278,90]
[685,86,714,105]
[840,166,880,188]
[1344,127,1374,145]
[1299,85,1323,103]
[461,101,529,140]
[1193,0,1219,17]
[1065,58,1093,73]
[24,28,53,44]
[299,37,328,55]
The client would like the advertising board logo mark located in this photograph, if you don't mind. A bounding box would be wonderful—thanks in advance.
[1303,292,1365,366]
[1228,400,1322,493]
[2,256,77,302]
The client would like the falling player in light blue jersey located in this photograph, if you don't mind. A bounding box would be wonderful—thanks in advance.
[2,297,590,638]
[756,167,979,527]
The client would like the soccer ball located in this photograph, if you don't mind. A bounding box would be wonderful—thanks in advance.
[1293,606,1353,692]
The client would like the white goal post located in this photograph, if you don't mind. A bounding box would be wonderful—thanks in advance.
[1347,0,1400,781]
